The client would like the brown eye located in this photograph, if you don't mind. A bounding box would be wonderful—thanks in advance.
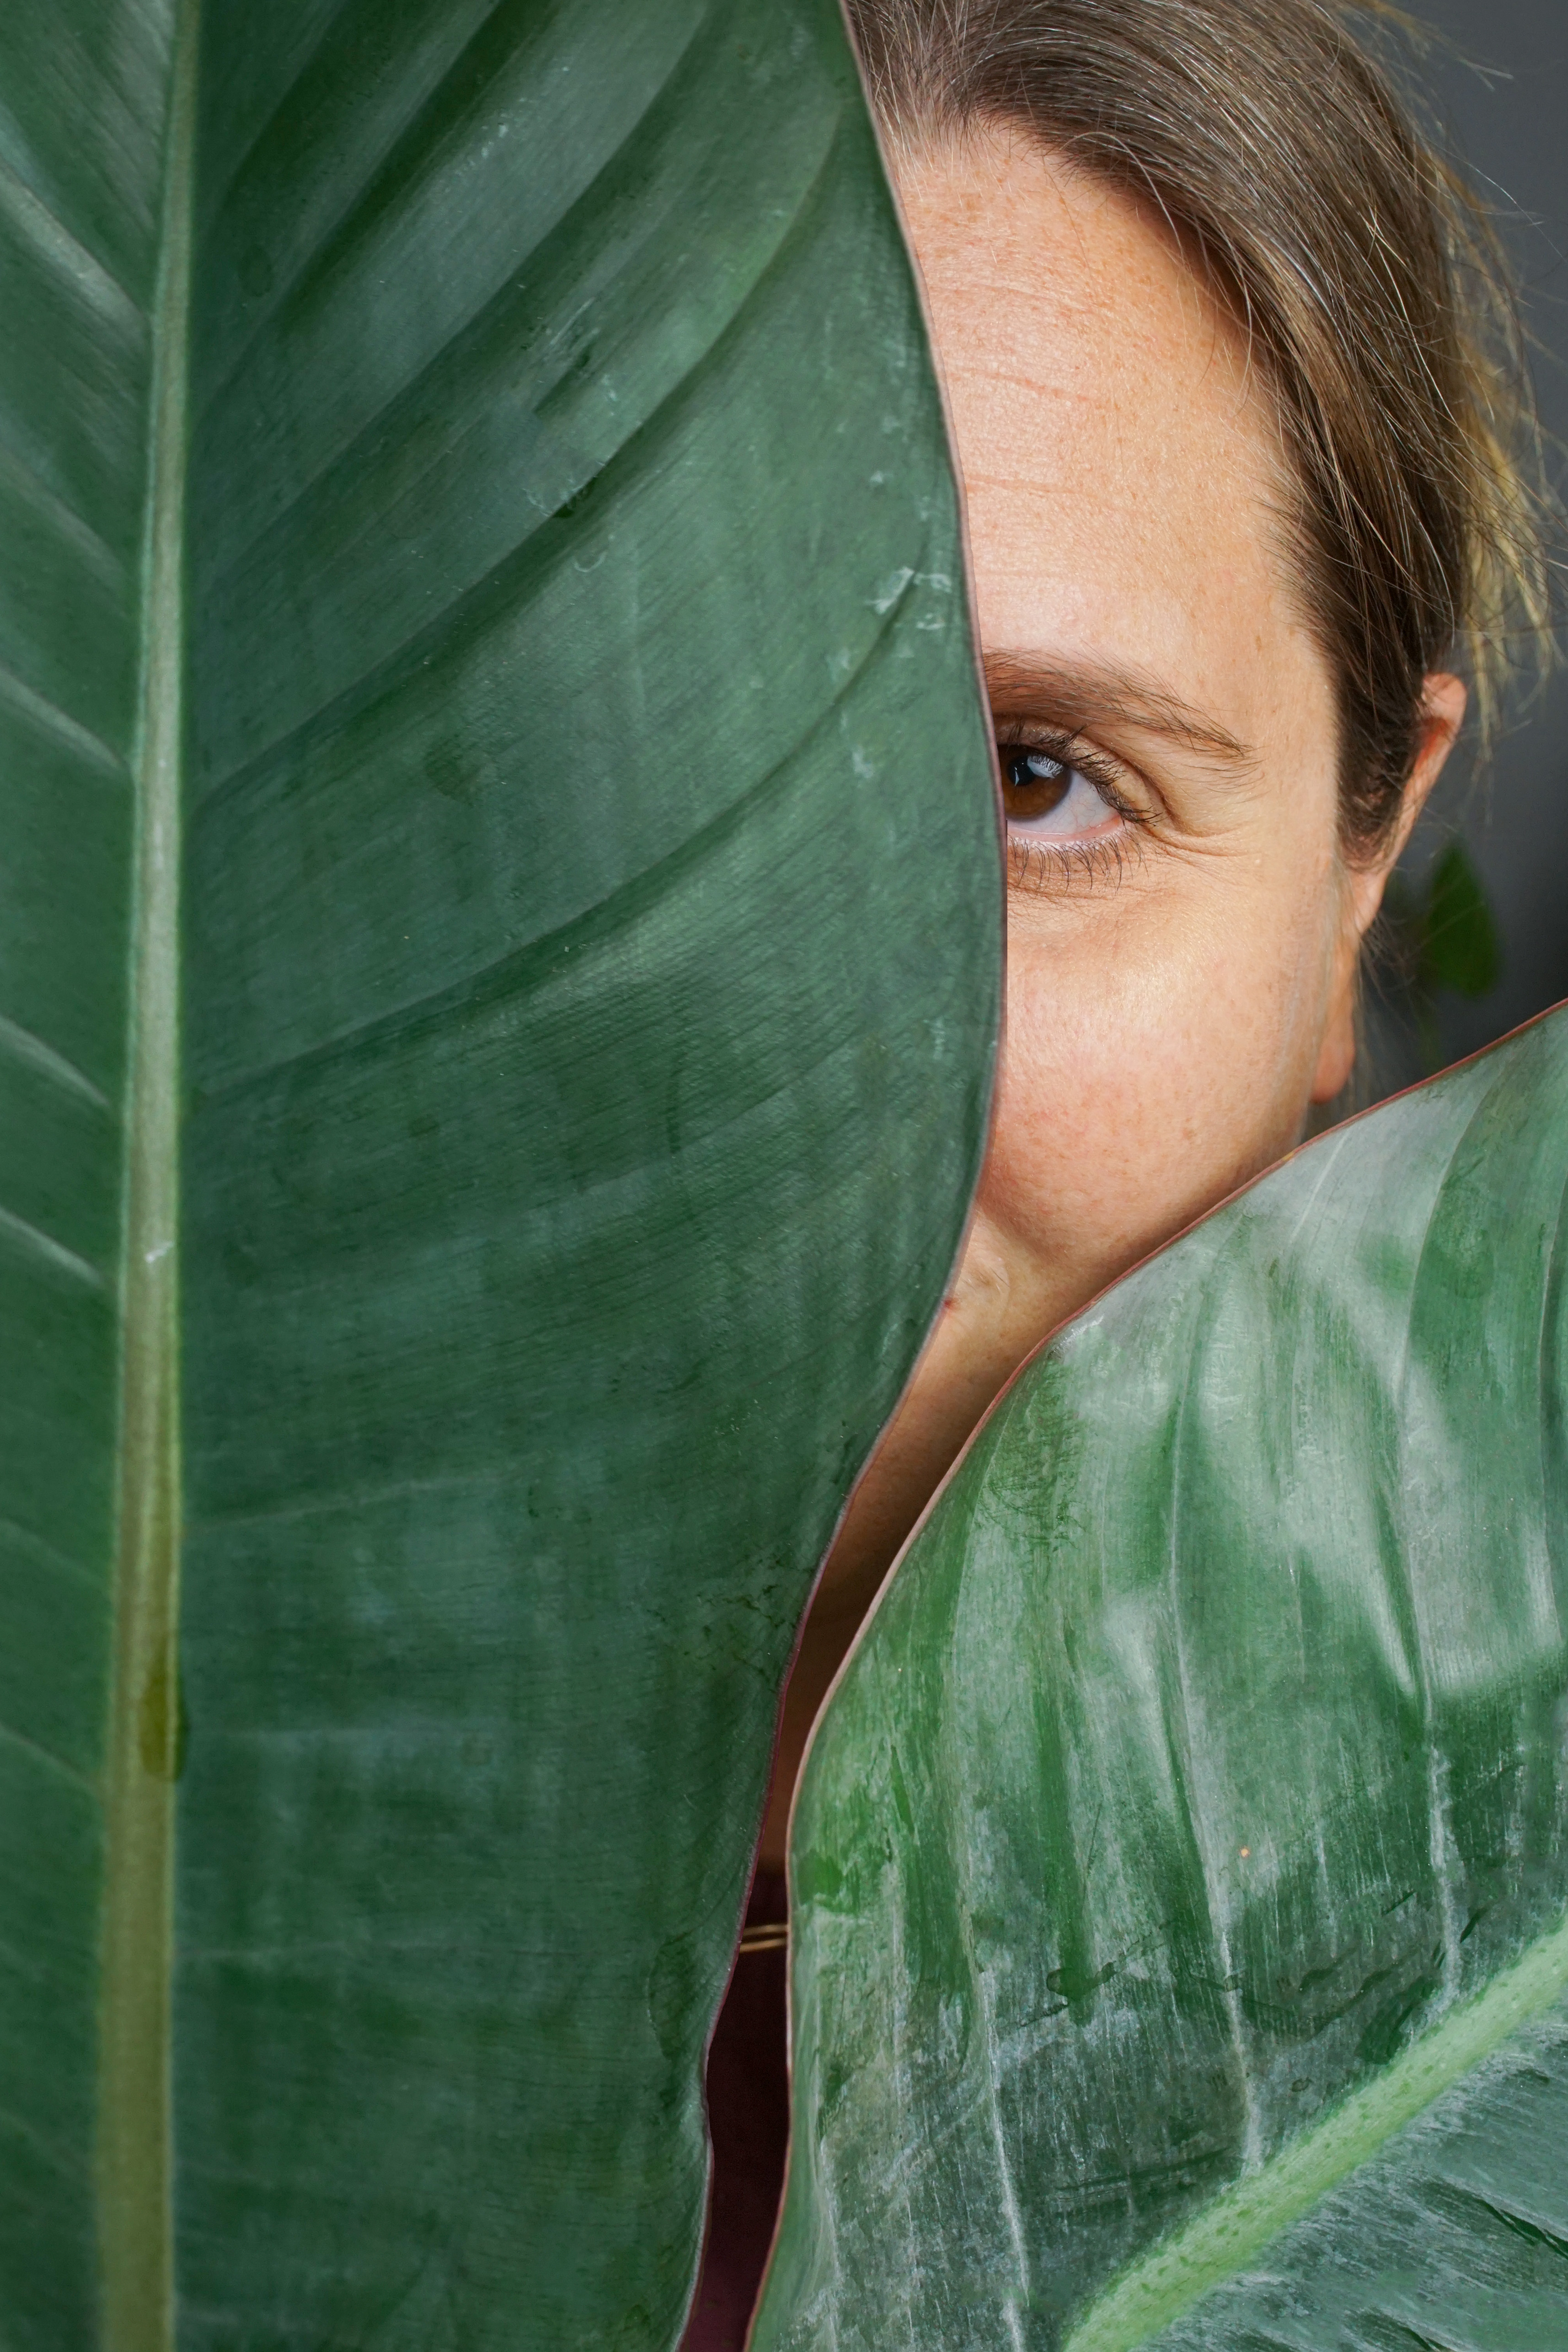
[1003,747,1073,820]
[1001,747,1120,839]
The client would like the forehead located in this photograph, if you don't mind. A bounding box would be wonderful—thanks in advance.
[894,126,1327,749]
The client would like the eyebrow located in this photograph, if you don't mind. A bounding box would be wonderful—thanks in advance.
[983,650,1258,777]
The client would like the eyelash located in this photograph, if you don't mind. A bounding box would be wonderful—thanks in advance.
[993,724,1149,892]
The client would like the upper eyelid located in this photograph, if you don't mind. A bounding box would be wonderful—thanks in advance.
[982,652,1255,777]
[993,721,1147,817]
[993,715,1123,776]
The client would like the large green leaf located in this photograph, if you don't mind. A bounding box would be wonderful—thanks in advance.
[759,1007,1568,2349]
[0,2,999,2343]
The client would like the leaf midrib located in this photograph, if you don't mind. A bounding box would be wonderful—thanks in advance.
[1065,1906,1568,2352]
[97,5,200,2344]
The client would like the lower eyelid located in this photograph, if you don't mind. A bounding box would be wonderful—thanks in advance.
[1006,824,1142,893]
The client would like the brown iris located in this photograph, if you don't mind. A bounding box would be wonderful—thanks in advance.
[1002,747,1073,823]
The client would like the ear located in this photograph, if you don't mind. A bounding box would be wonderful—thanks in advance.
[1310,673,1468,1105]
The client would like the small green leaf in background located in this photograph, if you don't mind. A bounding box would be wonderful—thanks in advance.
[1421,837,1503,1000]
[758,1004,1568,2352]
[1379,835,1503,1078]
[0,2,1000,2344]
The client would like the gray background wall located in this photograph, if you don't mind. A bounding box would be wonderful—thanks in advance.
[1365,0,1568,1096]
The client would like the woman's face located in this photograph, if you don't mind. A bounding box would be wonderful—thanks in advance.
[895,134,1367,1449]
[876,136,1464,1542]
[762,123,1462,1863]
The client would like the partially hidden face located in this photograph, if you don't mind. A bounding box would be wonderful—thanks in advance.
[760,124,1462,1864]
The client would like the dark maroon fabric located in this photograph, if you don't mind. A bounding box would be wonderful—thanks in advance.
[680,1870,791,2350]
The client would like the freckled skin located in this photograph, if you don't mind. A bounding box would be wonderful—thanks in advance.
[759,127,1463,1866]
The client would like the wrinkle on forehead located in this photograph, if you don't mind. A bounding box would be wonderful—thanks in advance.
[898,122,1296,531]
[895,121,1331,767]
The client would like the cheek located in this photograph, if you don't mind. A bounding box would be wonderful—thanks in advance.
[981,875,1342,1286]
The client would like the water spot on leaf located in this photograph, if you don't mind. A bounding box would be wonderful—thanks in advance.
[138,1651,187,1781]
[425,739,476,804]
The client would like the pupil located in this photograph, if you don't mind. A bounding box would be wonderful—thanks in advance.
[1004,747,1072,819]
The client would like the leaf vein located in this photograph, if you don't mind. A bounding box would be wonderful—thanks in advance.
[191,565,915,1109]
[0,149,144,331]
[0,655,127,776]
[1063,1910,1568,2351]
[188,85,848,816]
[0,1716,98,1800]
[0,1012,112,1113]
[0,1201,104,1291]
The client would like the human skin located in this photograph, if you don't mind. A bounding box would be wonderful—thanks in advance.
[757,124,1464,1869]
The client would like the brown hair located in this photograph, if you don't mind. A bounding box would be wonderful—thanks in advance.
[847,0,1553,855]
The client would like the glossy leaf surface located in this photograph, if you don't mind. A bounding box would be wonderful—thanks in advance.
[0,2,1000,2344]
[759,1008,1568,2350]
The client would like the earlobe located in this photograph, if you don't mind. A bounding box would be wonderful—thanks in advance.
[1310,975,1358,1105]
